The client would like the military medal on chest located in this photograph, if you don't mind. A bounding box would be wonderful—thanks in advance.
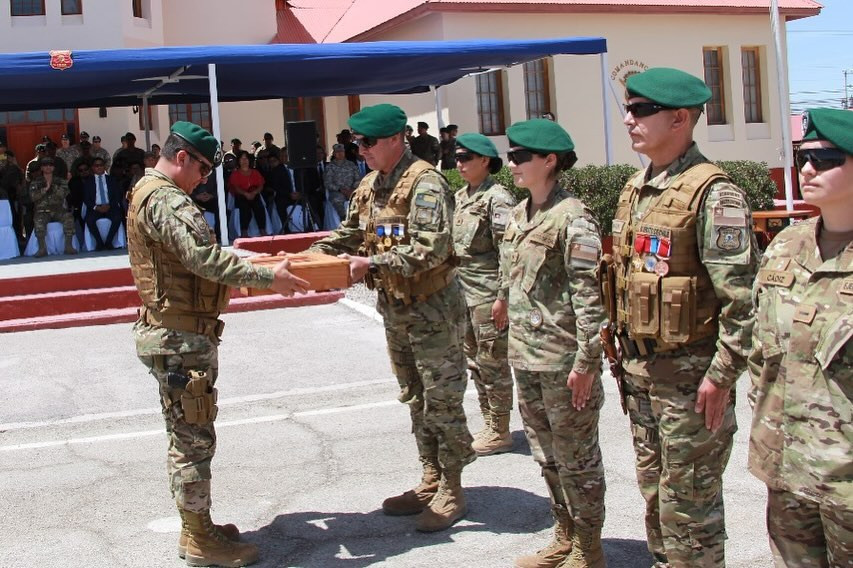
[633,231,672,274]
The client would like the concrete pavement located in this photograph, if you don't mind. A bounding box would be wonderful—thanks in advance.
[0,297,774,568]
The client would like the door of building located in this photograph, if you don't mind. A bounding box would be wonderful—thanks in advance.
[7,124,68,166]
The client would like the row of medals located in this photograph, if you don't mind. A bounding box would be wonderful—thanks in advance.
[376,224,405,248]
[633,235,671,277]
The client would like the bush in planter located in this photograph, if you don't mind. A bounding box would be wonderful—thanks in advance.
[441,159,777,236]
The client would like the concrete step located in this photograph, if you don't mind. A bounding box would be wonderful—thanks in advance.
[0,290,344,333]
[0,285,141,320]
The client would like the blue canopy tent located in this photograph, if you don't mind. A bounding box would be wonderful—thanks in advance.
[0,37,609,243]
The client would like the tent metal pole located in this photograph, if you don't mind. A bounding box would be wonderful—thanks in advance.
[432,86,444,129]
[770,0,794,212]
[599,53,613,165]
[142,95,151,151]
[208,63,229,246]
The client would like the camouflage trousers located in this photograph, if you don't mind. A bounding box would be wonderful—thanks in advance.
[378,281,476,475]
[514,369,606,533]
[138,344,219,513]
[767,487,853,567]
[464,300,513,419]
[33,206,75,237]
[624,370,736,568]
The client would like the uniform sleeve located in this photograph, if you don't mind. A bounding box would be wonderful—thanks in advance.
[146,192,274,289]
[29,181,48,202]
[563,211,605,374]
[489,189,517,301]
[308,187,364,256]
[746,243,776,407]
[697,180,760,389]
[372,170,453,277]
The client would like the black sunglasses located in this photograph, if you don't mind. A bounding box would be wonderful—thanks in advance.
[795,147,847,172]
[353,136,379,149]
[624,102,676,118]
[184,150,212,177]
[507,149,539,165]
[455,152,478,163]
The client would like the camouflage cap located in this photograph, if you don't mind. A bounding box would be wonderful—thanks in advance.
[455,133,499,158]
[171,121,223,167]
[506,118,575,153]
[626,67,712,108]
[802,108,853,155]
[348,104,407,138]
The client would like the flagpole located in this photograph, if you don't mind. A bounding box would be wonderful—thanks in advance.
[770,0,795,212]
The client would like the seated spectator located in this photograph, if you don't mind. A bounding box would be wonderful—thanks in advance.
[68,160,91,230]
[70,141,94,175]
[323,143,360,221]
[30,157,76,257]
[192,174,220,242]
[227,151,268,238]
[45,142,69,180]
[83,157,123,250]
[265,153,297,234]
[0,150,24,243]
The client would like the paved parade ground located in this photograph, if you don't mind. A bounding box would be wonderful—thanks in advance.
[0,294,774,568]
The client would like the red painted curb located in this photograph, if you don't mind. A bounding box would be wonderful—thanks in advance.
[0,291,345,333]
[0,267,134,298]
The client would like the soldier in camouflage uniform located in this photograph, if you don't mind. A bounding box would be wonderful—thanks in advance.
[501,119,606,568]
[30,157,77,257]
[605,68,759,568]
[128,121,308,567]
[451,132,517,456]
[309,104,475,532]
[748,108,853,567]
[55,133,80,172]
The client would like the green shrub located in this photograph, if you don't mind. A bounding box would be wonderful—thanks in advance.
[442,159,777,236]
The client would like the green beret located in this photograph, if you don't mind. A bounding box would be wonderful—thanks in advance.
[171,121,222,167]
[506,118,574,154]
[455,133,499,158]
[626,67,711,108]
[348,104,407,138]
[802,108,853,155]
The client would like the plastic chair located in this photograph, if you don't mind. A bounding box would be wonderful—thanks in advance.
[81,204,126,251]
[322,189,348,230]
[0,199,20,260]
[24,222,80,256]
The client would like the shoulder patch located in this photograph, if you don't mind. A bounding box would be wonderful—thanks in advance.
[415,193,439,209]
[492,206,511,229]
[569,235,601,269]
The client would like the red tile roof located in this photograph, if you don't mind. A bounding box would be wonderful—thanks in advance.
[275,0,822,44]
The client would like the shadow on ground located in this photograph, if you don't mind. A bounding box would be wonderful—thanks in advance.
[242,485,653,568]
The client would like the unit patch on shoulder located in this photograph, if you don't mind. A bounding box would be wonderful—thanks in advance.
[414,193,438,209]
[492,206,511,229]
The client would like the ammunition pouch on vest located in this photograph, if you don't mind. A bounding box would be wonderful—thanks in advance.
[355,159,456,304]
[127,176,229,340]
[608,163,727,349]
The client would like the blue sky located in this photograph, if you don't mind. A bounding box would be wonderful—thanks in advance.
[787,0,853,113]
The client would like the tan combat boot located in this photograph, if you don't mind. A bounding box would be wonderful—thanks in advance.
[34,234,47,257]
[382,460,440,516]
[178,518,240,559]
[181,509,258,567]
[557,527,605,568]
[63,235,77,255]
[515,506,574,568]
[415,470,467,532]
[472,412,513,456]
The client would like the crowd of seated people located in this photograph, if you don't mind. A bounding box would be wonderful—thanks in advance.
[0,125,380,260]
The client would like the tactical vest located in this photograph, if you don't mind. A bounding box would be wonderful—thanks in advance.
[610,163,728,347]
[354,159,455,304]
[126,177,229,339]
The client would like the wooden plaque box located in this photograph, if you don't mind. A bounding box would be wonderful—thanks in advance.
[240,253,351,296]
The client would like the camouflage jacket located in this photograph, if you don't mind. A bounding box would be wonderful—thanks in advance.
[502,185,604,374]
[309,150,455,279]
[29,176,70,213]
[132,168,274,356]
[323,159,361,195]
[90,147,111,170]
[452,176,516,306]
[621,144,758,388]
[55,147,79,170]
[748,218,852,509]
